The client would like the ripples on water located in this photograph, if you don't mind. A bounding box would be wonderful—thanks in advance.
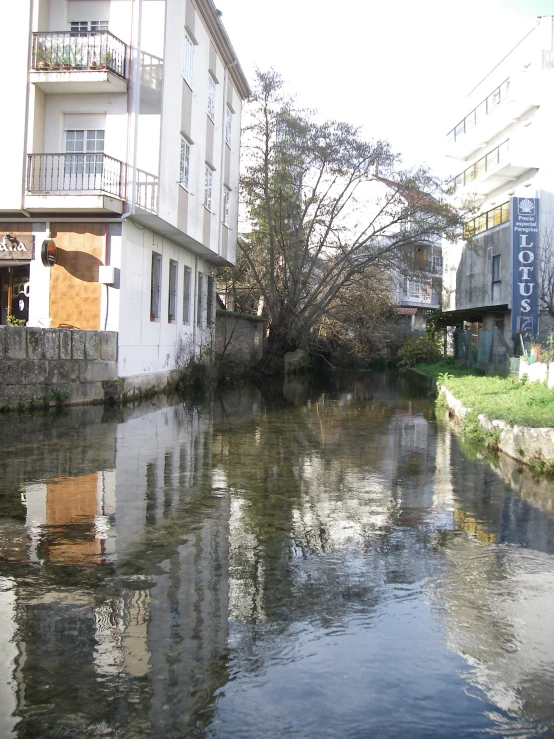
[0,371,554,738]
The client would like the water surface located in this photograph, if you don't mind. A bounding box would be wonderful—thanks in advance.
[1,371,554,738]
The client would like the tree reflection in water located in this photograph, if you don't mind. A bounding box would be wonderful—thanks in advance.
[0,372,553,738]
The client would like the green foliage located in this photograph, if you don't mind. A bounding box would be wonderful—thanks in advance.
[50,388,70,405]
[529,452,554,477]
[440,374,554,428]
[397,335,442,372]
[436,371,453,388]
[460,410,501,452]
[6,315,25,326]
[177,360,211,401]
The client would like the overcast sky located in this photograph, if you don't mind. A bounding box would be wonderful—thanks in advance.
[216,0,554,178]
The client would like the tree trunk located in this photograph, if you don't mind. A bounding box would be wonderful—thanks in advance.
[256,320,299,375]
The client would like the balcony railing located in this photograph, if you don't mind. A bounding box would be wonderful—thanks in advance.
[464,201,510,238]
[27,153,126,200]
[31,32,127,79]
[135,169,159,213]
[447,79,509,145]
[448,139,509,192]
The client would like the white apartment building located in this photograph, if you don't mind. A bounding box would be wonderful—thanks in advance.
[0,0,249,389]
[443,16,554,350]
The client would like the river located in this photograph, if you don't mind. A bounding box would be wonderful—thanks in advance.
[0,371,553,738]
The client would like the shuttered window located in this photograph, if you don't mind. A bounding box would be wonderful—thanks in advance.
[67,1,111,23]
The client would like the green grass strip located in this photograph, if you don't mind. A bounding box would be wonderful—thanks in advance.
[415,362,554,428]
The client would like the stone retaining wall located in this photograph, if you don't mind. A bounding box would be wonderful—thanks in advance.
[215,311,265,365]
[0,327,118,409]
[441,386,554,468]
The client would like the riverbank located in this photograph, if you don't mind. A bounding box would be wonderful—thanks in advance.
[404,362,554,475]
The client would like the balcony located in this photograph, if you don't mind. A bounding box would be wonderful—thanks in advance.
[446,72,541,160]
[30,32,128,94]
[401,278,440,308]
[447,134,538,197]
[25,153,126,214]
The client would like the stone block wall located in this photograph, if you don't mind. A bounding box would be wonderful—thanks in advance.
[215,312,265,365]
[0,327,118,409]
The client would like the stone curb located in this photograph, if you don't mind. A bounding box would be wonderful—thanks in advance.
[440,386,554,468]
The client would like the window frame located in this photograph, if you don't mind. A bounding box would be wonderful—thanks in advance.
[207,75,216,121]
[225,106,232,147]
[183,266,191,324]
[223,186,230,226]
[168,259,178,322]
[207,275,215,325]
[183,32,194,87]
[492,254,501,282]
[150,251,162,321]
[179,137,191,190]
[204,165,213,211]
[64,128,105,176]
[197,272,204,328]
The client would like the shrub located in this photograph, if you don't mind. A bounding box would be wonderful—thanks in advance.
[397,335,442,372]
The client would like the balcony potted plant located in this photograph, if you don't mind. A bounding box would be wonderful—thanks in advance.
[35,42,50,70]
[98,50,113,70]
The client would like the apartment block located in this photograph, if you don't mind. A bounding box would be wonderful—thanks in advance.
[443,16,554,350]
[0,0,249,388]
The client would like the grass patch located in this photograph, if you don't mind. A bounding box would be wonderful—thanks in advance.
[420,362,554,428]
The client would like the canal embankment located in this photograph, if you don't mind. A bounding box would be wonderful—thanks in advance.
[404,362,554,475]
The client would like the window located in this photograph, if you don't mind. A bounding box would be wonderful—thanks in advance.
[223,186,230,226]
[183,266,191,324]
[168,260,178,322]
[150,252,162,320]
[183,32,194,86]
[225,106,232,147]
[204,165,213,210]
[492,254,501,282]
[207,276,215,325]
[207,75,216,120]
[65,129,104,176]
[179,138,190,189]
[197,272,204,327]
[70,20,108,34]
[432,255,442,273]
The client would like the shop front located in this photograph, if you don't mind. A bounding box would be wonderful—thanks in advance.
[0,233,34,325]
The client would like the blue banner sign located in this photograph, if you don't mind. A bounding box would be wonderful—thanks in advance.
[511,196,539,340]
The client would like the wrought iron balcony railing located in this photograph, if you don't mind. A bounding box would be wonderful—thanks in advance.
[27,153,126,200]
[31,31,127,79]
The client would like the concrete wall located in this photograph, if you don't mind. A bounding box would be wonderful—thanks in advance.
[215,312,264,365]
[0,327,117,409]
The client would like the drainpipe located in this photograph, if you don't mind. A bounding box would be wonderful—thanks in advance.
[192,254,198,359]
[128,0,142,216]
[217,59,238,260]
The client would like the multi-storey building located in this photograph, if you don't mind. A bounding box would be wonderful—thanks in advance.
[0,0,249,391]
[393,242,443,332]
[443,16,554,350]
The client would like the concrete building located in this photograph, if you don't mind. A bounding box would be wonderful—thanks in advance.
[393,241,442,332]
[0,0,249,394]
[443,16,554,352]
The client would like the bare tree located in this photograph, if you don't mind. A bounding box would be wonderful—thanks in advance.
[238,70,458,373]
[539,224,554,321]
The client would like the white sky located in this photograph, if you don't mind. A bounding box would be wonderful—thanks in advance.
[216,0,554,179]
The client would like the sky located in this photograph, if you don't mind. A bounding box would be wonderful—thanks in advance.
[216,0,554,179]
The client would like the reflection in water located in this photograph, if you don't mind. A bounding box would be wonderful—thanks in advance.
[0,373,553,737]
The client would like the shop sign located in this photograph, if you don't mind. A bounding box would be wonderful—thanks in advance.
[41,239,58,267]
[0,233,34,261]
[511,197,539,340]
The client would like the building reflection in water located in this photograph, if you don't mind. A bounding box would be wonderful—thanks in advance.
[0,374,553,736]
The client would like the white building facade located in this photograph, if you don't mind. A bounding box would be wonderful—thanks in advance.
[0,0,249,389]
[443,16,554,349]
